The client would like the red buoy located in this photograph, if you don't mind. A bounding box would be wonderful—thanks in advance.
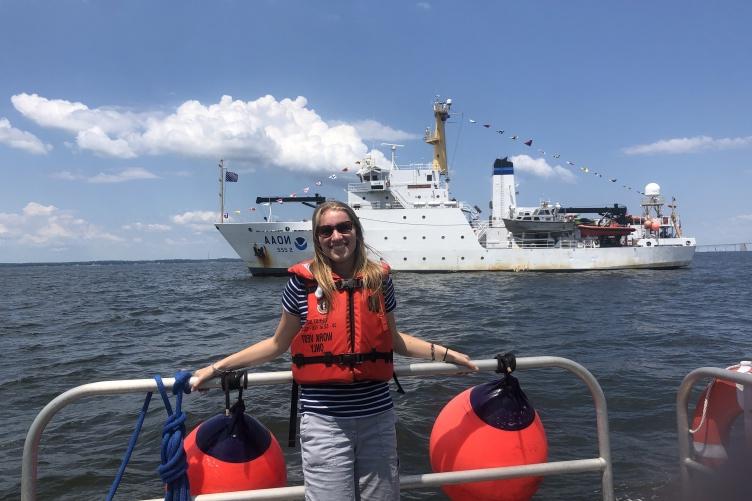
[430,375,548,501]
[184,400,286,495]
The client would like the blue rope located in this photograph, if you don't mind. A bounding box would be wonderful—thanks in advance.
[105,391,153,501]
[155,371,193,501]
[105,371,193,501]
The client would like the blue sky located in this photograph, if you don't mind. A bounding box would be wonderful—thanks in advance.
[1,0,750,263]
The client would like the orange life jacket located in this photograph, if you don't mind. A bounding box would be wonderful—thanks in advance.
[287,260,394,384]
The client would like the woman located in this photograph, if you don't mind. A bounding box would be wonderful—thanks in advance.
[192,200,477,500]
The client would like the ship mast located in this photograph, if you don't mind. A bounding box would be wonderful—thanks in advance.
[424,98,452,177]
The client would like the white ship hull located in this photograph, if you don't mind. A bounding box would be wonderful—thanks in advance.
[216,206,695,275]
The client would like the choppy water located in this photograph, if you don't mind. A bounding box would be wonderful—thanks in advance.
[2,253,751,500]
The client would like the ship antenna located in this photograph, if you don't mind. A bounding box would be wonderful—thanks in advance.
[381,143,404,169]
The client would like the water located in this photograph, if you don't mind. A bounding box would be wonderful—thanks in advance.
[2,253,751,500]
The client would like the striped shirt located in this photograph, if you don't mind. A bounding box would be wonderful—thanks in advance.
[283,274,396,418]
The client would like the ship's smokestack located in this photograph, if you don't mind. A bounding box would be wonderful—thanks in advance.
[492,157,516,225]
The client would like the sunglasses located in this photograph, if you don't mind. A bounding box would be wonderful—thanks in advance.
[316,221,354,238]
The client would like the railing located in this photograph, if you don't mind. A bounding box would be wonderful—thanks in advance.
[23,356,614,501]
[676,366,752,500]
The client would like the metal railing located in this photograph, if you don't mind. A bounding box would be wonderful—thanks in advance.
[676,366,752,500]
[23,356,614,501]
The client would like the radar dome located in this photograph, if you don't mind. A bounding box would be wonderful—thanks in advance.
[644,182,661,196]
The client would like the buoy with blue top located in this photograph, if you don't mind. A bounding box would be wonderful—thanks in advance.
[183,371,287,495]
[429,353,548,501]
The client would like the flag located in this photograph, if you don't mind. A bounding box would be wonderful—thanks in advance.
[225,171,238,182]
[523,139,533,146]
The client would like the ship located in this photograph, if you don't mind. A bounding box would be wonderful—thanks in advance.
[215,98,696,275]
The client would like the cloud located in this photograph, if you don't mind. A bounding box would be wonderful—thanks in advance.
[11,93,142,134]
[51,167,158,183]
[13,93,394,171]
[0,117,51,154]
[510,155,576,182]
[736,214,752,222]
[89,167,158,183]
[624,135,752,155]
[417,2,431,9]
[171,210,218,232]
[347,120,420,142]
[122,222,172,232]
[77,127,137,158]
[0,202,122,246]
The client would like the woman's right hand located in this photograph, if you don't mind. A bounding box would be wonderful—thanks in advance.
[191,365,216,392]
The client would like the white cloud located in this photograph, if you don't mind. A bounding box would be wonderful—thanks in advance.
[510,155,576,182]
[23,202,57,216]
[0,202,122,246]
[77,127,137,158]
[12,93,392,171]
[52,167,158,183]
[417,2,431,9]
[122,222,172,232]
[171,210,218,232]
[624,135,752,155]
[736,214,752,222]
[11,93,142,134]
[0,117,51,154]
[347,120,419,142]
[88,167,158,183]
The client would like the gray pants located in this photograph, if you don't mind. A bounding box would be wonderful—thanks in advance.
[300,409,399,500]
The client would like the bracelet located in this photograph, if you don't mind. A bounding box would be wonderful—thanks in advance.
[211,363,230,376]
[430,343,435,361]
[442,347,449,362]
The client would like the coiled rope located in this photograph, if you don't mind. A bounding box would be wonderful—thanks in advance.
[156,371,192,501]
[105,371,193,501]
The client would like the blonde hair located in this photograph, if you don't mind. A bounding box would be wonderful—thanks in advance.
[310,201,385,309]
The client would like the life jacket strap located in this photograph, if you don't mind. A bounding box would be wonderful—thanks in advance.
[292,349,393,368]
[287,380,300,448]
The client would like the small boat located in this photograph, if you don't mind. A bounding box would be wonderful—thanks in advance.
[501,202,576,235]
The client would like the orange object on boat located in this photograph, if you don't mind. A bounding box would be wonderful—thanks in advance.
[690,362,752,468]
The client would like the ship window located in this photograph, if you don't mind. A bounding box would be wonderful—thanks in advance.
[417,195,422,199]
[403,216,407,220]
[403,236,407,240]
[441,236,445,239]
[363,175,371,181]
[427,175,433,181]
[481,256,485,260]
[285,227,290,231]
[403,257,407,261]
[461,256,465,260]
[422,215,426,219]
[422,236,426,239]
[353,204,361,209]
[422,257,426,261]
[461,235,465,239]
[442,257,445,260]
[533,217,540,221]
[384,236,388,240]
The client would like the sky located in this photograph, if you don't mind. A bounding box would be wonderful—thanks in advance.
[1,0,751,263]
